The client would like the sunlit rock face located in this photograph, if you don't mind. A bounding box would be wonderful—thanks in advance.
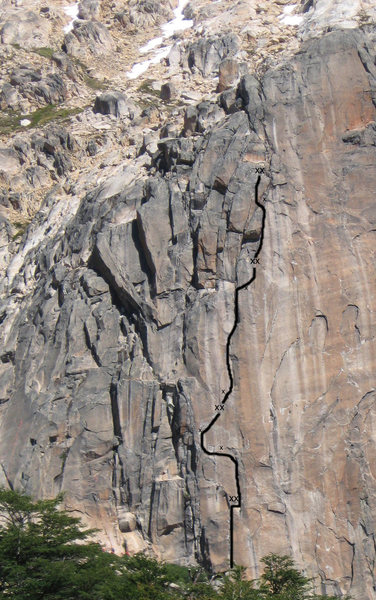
[230,28,376,599]
[0,7,376,600]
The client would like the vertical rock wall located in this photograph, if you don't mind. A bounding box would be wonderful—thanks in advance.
[233,29,376,599]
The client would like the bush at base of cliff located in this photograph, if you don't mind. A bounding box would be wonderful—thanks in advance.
[218,555,351,600]
[0,488,351,599]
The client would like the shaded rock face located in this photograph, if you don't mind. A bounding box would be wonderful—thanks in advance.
[184,34,239,77]
[93,92,140,119]
[0,26,376,600]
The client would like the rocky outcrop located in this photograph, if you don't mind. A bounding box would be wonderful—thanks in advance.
[183,34,239,76]
[0,100,265,567]
[78,0,100,21]
[0,10,51,49]
[63,20,114,59]
[119,0,176,29]
[93,92,140,119]
[9,67,67,106]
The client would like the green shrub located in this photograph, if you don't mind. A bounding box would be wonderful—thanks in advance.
[0,488,352,600]
[32,47,55,59]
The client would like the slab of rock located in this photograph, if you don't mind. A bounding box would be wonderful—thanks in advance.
[0,148,20,174]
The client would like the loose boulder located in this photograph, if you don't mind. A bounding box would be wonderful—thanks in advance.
[160,82,177,102]
[93,91,140,119]
[118,511,137,533]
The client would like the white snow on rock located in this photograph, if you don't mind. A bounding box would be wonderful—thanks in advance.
[281,14,304,25]
[140,36,164,54]
[161,0,193,37]
[279,3,304,26]
[127,0,193,79]
[127,46,172,80]
[63,3,79,34]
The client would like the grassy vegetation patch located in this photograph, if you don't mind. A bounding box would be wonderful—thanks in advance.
[28,104,82,127]
[0,105,83,135]
[32,47,55,59]
[12,220,30,241]
[73,57,107,91]
[0,112,23,135]
[83,72,106,90]
[138,79,161,99]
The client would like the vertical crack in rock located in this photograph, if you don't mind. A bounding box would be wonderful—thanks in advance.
[200,174,266,567]
[110,374,126,507]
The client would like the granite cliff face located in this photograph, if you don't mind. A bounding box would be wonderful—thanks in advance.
[0,1,376,598]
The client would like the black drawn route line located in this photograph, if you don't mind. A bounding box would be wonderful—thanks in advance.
[200,174,266,568]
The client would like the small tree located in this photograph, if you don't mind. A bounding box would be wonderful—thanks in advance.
[257,553,349,600]
[259,554,311,597]
[218,565,258,599]
[0,488,120,599]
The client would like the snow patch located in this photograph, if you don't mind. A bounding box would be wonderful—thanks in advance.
[140,36,164,54]
[63,3,79,34]
[127,46,172,80]
[281,14,304,25]
[161,0,193,37]
[127,0,193,79]
[283,3,298,15]
[278,3,304,26]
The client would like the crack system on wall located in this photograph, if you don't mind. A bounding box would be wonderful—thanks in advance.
[200,174,266,567]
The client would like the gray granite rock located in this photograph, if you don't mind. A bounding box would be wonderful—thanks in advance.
[184,34,239,77]
[63,20,114,59]
[1,25,376,600]
[94,92,140,119]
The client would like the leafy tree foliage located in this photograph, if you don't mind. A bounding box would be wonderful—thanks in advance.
[259,553,313,598]
[0,488,351,599]
[219,565,258,599]
[0,488,119,599]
